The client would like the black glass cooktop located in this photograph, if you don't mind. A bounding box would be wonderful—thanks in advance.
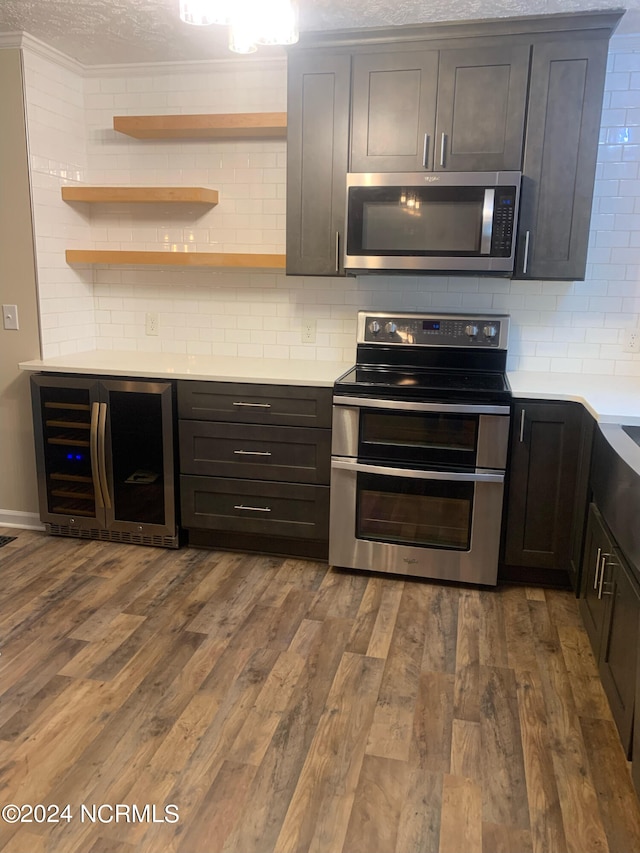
[335,366,511,404]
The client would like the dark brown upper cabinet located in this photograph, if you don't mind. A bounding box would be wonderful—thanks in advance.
[286,12,622,278]
[350,44,529,173]
[350,50,439,172]
[286,52,351,277]
[513,38,609,281]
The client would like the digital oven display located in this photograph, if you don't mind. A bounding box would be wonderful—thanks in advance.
[422,321,441,331]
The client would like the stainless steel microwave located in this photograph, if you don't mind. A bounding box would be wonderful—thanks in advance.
[344,171,521,274]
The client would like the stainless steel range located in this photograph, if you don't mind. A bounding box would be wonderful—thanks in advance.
[330,311,511,586]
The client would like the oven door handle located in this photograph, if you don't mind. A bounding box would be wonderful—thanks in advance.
[333,397,510,416]
[331,458,504,483]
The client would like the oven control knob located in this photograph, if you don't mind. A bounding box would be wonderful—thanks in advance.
[465,324,479,337]
[483,324,498,339]
[369,320,381,335]
[385,322,398,334]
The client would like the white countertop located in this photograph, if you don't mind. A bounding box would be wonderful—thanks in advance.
[508,371,640,426]
[19,350,353,388]
[18,351,640,424]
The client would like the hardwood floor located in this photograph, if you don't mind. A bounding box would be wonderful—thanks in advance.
[0,529,639,853]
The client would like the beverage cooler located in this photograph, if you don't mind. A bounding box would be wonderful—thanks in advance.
[30,375,178,548]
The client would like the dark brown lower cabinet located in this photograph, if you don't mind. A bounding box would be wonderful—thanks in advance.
[502,400,588,584]
[177,381,332,559]
[580,503,640,757]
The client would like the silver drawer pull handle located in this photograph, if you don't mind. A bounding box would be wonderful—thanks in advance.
[233,450,272,456]
[233,401,271,408]
[234,504,272,512]
[594,546,602,589]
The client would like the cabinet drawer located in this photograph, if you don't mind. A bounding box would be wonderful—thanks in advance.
[178,381,332,428]
[180,475,329,540]
[179,422,330,484]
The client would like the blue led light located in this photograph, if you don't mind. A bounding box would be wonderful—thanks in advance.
[67,453,73,460]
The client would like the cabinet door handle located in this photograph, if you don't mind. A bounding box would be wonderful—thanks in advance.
[232,401,271,409]
[423,133,430,168]
[597,553,611,600]
[90,402,104,509]
[440,133,447,168]
[335,231,340,274]
[234,504,271,512]
[522,230,531,275]
[233,450,272,457]
[519,409,525,442]
[593,546,602,589]
[97,402,112,510]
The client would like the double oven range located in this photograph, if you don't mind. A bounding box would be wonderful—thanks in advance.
[330,312,511,586]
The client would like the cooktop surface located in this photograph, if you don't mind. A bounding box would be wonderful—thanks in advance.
[335,366,512,404]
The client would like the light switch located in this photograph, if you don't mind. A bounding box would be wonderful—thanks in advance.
[2,304,19,331]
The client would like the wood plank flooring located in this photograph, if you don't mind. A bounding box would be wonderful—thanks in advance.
[0,529,639,853]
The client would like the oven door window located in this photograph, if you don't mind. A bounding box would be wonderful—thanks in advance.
[356,472,473,551]
[360,410,477,467]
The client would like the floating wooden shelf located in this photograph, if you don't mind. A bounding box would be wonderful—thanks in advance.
[65,250,286,269]
[113,112,287,140]
[61,186,219,204]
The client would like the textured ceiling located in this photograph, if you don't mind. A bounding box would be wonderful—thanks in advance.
[0,0,636,66]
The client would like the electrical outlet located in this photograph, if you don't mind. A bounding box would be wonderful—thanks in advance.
[623,327,640,353]
[145,312,159,336]
[301,318,316,344]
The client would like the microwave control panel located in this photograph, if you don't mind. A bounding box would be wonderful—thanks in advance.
[359,313,510,349]
[490,190,516,258]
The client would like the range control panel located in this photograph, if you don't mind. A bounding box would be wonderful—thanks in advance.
[358,312,510,349]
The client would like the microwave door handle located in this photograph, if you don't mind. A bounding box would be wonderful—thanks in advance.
[480,189,495,255]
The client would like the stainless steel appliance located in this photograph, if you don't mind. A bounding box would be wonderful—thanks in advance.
[31,375,178,547]
[330,312,511,585]
[344,171,520,274]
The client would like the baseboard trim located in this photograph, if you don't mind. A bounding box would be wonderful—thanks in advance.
[0,509,45,531]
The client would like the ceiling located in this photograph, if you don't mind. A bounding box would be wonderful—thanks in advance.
[0,0,636,66]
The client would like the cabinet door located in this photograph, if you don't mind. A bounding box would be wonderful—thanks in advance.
[30,374,103,529]
[514,38,608,280]
[579,503,615,654]
[286,52,350,276]
[504,400,583,571]
[599,552,640,757]
[435,45,529,172]
[350,50,438,172]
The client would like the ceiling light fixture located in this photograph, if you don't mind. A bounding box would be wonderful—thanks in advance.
[179,0,298,54]
[179,0,230,26]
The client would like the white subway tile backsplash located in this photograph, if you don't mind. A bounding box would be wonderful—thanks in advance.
[17,40,640,373]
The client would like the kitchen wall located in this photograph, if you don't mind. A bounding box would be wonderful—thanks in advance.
[18,32,640,374]
[0,49,42,525]
[21,44,95,357]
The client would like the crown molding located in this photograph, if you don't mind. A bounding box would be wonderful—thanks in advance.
[0,31,85,75]
[83,54,287,78]
[0,30,286,78]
